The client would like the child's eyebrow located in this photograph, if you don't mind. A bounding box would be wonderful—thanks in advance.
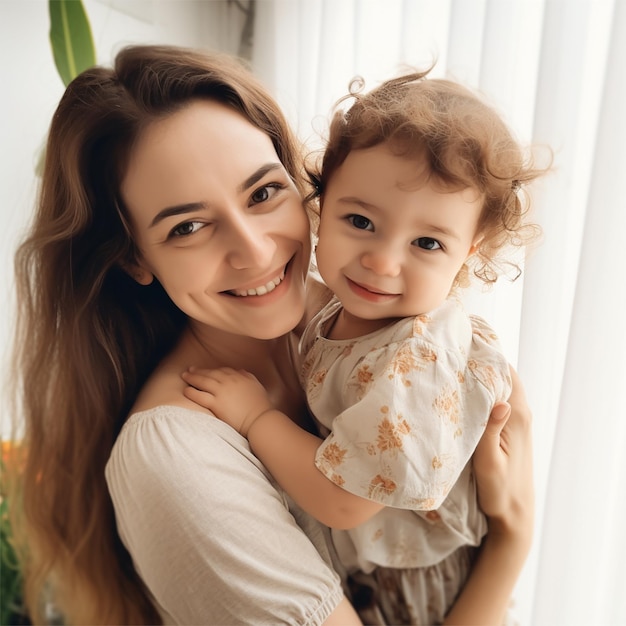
[422,224,461,240]
[337,196,460,239]
[336,196,380,212]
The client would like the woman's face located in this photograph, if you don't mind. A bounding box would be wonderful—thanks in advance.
[121,100,311,340]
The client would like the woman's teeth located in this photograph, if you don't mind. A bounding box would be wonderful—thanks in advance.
[231,270,285,297]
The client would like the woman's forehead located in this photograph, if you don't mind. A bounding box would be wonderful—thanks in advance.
[128,100,277,173]
[121,100,281,221]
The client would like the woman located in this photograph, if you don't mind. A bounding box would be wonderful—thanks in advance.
[11,45,533,625]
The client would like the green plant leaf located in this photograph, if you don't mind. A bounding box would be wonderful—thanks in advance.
[49,0,96,86]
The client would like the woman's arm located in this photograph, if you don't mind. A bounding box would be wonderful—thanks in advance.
[444,366,534,625]
[325,597,363,626]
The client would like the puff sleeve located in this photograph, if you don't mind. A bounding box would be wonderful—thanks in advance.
[106,406,344,625]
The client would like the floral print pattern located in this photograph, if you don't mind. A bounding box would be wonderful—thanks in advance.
[299,296,511,573]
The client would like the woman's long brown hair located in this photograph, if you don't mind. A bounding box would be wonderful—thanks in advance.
[10,45,307,624]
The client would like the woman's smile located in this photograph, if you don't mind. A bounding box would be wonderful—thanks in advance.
[227,266,286,297]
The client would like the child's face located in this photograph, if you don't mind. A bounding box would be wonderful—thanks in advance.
[316,144,483,321]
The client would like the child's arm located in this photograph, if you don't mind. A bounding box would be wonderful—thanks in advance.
[182,366,384,529]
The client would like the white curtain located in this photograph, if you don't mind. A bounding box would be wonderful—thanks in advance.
[251,1,626,624]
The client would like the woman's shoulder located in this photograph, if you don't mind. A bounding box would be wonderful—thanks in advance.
[110,404,259,476]
[123,404,218,431]
[109,345,264,482]
[106,402,276,527]
[129,344,208,415]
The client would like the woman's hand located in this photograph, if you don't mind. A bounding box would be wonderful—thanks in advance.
[444,366,534,625]
[473,366,534,546]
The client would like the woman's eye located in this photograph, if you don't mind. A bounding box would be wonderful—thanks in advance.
[348,214,374,231]
[250,183,283,205]
[414,237,442,250]
[170,221,204,238]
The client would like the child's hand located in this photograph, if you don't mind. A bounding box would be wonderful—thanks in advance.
[182,367,273,436]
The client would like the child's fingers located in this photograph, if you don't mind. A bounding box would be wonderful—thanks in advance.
[186,366,235,377]
[183,385,215,407]
[182,370,223,392]
[185,366,256,383]
[212,367,259,384]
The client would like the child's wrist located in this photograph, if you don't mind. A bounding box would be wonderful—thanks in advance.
[239,407,274,438]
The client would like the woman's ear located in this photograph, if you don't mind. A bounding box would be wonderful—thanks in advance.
[120,261,154,286]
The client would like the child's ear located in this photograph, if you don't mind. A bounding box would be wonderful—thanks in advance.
[120,260,154,285]
[467,235,484,257]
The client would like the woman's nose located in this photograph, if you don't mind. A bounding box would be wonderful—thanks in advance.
[225,214,277,269]
[360,245,403,277]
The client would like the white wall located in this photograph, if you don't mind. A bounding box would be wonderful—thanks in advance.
[0,0,248,437]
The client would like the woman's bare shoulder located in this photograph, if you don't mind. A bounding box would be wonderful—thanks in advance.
[131,370,204,415]
[130,346,212,416]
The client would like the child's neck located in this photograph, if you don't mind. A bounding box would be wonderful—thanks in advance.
[327,306,398,340]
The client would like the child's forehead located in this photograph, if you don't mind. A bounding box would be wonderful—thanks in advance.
[336,144,481,199]
[388,137,489,193]
[362,142,475,194]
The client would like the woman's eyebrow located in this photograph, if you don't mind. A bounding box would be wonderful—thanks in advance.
[149,163,284,228]
[238,162,283,192]
[149,202,206,228]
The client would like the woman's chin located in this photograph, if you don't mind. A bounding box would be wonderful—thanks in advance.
[249,304,306,339]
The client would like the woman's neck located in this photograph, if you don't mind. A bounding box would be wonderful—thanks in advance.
[179,323,311,429]
[131,321,313,430]
[185,321,285,372]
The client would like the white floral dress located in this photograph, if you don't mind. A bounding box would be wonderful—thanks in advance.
[300,296,512,624]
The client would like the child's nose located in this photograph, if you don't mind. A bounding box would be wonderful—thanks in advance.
[360,246,402,277]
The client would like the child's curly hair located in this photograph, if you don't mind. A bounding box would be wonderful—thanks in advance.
[309,67,551,286]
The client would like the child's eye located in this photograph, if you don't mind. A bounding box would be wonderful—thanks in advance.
[170,221,204,238]
[414,237,442,250]
[347,214,374,231]
[250,183,284,205]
